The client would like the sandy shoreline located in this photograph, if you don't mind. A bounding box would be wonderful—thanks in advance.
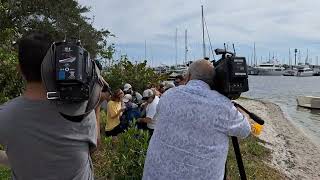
[237,98,320,179]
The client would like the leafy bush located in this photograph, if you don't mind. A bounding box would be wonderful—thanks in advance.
[103,58,169,93]
[93,123,149,179]
[0,48,24,104]
[0,145,11,179]
[0,167,10,180]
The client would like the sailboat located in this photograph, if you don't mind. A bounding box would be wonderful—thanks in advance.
[283,48,297,76]
[296,49,314,77]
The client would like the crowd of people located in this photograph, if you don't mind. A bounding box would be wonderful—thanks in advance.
[98,75,186,141]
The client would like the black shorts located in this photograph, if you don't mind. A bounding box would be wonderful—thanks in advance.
[105,124,123,137]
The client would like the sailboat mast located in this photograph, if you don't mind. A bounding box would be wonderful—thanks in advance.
[253,42,256,66]
[185,29,188,65]
[306,49,309,65]
[201,5,206,58]
[144,40,147,60]
[175,28,178,66]
[298,50,301,64]
[289,48,291,67]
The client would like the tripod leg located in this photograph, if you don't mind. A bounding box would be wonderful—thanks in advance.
[224,161,228,180]
[231,136,247,180]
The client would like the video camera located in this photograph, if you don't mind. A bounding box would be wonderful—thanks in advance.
[48,40,96,101]
[212,48,249,100]
[41,39,109,122]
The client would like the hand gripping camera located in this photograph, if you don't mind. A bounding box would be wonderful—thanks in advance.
[41,39,106,122]
[212,48,249,99]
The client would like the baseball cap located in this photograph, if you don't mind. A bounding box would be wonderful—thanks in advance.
[123,94,132,103]
[123,83,132,91]
[164,82,175,90]
[142,89,154,100]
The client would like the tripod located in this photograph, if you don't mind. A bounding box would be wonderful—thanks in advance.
[224,102,265,180]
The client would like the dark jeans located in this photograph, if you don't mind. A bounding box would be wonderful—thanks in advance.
[147,128,154,142]
[147,128,154,137]
[105,124,123,137]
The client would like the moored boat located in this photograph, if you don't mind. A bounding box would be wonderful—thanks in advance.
[255,62,285,76]
[296,67,314,77]
[297,96,320,109]
[283,69,297,76]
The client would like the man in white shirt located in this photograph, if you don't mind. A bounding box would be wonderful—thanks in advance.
[138,89,160,136]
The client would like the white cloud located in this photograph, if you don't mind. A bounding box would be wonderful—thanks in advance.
[78,0,320,65]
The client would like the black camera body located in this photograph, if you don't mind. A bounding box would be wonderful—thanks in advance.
[213,49,249,99]
[42,38,106,122]
[51,41,96,101]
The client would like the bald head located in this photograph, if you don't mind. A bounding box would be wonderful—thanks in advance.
[187,59,215,86]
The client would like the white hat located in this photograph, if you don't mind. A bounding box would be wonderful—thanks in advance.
[164,82,175,90]
[123,94,132,103]
[142,89,154,100]
[123,83,132,91]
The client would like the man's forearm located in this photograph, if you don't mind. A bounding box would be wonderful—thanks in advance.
[140,117,153,124]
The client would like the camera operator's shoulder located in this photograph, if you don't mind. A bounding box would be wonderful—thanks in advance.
[0,96,24,112]
[160,87,176,97]
[209,90,233,106]
[0,97,25,130]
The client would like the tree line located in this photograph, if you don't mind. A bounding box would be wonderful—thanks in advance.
[0,0,167,103]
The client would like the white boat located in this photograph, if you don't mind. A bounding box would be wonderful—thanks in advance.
[255,63,285,76]
[168,64,188,75]
[297,96,320,109]
[296,67,314,77]
[167,64,188,81]
[283,69,297,76]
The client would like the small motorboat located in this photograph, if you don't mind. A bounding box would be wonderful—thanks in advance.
[283,69,297,76]
[296,67,314,77]
[297,96,320,109]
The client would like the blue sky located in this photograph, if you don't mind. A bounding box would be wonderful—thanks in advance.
[78,0,320,66]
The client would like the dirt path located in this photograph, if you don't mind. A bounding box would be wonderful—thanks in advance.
[237,99,320,180]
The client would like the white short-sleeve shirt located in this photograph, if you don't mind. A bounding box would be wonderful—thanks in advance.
[146,96,160,129]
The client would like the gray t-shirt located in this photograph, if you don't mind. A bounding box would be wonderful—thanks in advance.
[0,96,97,180]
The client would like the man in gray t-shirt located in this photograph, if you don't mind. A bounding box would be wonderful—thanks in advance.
[0,97,97,180]
[0,32,97,180]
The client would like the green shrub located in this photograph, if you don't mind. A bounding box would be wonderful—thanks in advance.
[103,59,169,93]
[93,122,149,179]
[0,167,10,180]
[0,48,24,104]
[227,135,284,180]
[0,145,11,179]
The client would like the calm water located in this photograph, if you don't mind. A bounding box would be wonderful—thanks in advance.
[243,76,320,146]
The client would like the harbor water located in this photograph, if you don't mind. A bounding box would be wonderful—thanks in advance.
[243,76,320,146]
